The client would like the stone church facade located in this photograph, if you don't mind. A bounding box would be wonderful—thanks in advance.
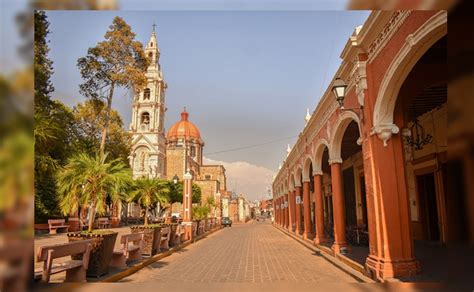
[128,28,228,218]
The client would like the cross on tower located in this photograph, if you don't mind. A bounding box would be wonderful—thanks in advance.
[152,22,156,32]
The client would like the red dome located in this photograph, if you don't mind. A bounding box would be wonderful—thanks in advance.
[167,109,202,140]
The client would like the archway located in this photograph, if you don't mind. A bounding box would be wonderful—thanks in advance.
[329,111,366,256]
[391,35,459,282]
[313,140,333,246]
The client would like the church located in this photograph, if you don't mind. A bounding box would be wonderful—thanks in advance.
[127,27,228,218]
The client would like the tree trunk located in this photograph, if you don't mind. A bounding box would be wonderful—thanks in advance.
[88,205,95,233]
[99,82,115,154]
[144,207,149,226]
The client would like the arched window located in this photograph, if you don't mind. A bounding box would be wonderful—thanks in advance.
[141,112,150,125]
[144,88,151,100]
[150,42,153,47]
[190,146,196,157]
[148,52,153,59]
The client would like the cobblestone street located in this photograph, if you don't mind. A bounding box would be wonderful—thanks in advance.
[121,221,357,284]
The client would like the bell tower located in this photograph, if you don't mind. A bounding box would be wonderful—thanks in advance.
[129,25,167,178]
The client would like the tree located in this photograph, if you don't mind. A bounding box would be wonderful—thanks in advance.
[34,10,54,113]
[73,99,131,164]
[128,178,169,226]
[168,181,202,206]
[77,16,148,154]
[56,152,131,232]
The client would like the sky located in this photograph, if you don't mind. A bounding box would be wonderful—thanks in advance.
[1,7,370,200]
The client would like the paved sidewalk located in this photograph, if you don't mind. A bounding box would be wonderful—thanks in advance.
[121,221,357,284]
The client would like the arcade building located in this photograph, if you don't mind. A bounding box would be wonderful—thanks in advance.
[272,11,469,282]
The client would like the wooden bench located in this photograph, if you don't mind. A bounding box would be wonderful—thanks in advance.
[96,217,111,229]
[48,219,69,235]
[173,224,186,245]
[159,227,170,251]
[110,233,144,269]
[35,240,92,283]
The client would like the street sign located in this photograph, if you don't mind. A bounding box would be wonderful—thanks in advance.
[296,196,301,204]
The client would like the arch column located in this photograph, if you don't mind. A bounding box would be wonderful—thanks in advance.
[278,197,282,226]
[284,193,289,229]
[363,129,419,279]
[289,190,296,232]
[313,172,328,244]
[295,186,302,234]
[330,160,349,253]
[302,180,312,239]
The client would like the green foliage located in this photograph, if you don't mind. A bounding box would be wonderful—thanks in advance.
[56,152,131,231]
[73,99,131,164]
[192,205,210,221]
[128,177,170,225]
[34,10,54,112]
[77,16,148,100]
[167,181,202,204]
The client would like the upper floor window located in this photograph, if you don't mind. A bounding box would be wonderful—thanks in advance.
[150,42,153,47]
[190,146,196,157]
[148,52,153,59]
[205,174,211,180]
[141,112,150,125]
[144,88,151,100]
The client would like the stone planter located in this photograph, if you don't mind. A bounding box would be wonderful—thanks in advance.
[67,230,117,278]
[130,225,162,256]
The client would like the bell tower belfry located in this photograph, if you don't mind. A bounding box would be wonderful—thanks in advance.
[129,25,167,179]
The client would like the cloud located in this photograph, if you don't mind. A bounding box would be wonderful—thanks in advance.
[203,157,275,202]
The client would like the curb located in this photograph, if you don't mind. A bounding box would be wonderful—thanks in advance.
[101,226,224,282]
[273,224,375,283]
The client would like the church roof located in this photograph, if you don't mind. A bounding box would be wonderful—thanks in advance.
[167,109,202,141]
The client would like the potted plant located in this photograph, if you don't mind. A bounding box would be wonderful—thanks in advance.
[128,177,169,256]
[56,152,130,277]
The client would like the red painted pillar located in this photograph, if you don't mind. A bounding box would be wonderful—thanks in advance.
[303,181,312,239]
[330,162,348,253]
[313,173,328,244]
[295,186,302,234]
[182,171,194,241]
[289,190,296,232]
[277,198,281,225]
[284,193,289,229]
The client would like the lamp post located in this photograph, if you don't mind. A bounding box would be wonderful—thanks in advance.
[332,78,364,123]
[182,170,193,241]
[173,174,179,184]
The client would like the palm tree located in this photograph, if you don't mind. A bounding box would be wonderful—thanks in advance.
[56,152,131,232]
[128,177,170,226]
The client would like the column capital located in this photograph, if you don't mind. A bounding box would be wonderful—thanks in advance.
[313,170,323,176]
[302,178,311,183]
[328,157,342,165]
[294,182,302,188]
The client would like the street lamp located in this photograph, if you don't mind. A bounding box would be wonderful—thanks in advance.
[332,77,364,123]
[332,78,347,107]
[173,174,179,184]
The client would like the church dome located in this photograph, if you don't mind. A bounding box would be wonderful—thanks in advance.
[167,109,202,141]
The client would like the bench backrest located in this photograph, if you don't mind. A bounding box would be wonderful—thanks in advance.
[37,240,93,262]
[120,233,144,244]
[98,217,109,222]
[48,219,66,226]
